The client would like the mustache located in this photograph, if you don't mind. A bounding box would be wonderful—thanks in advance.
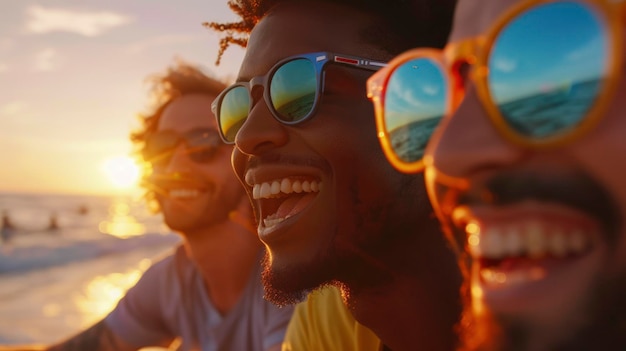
[245,153,332,173]
[458,170,621,243]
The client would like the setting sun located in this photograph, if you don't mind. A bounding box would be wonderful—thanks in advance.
[101,156,140,189]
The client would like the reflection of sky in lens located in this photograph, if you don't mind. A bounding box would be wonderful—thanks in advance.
[489,2,606,103]
[385,58,446,131]
[221,86,250,133]
[270,59,316,109]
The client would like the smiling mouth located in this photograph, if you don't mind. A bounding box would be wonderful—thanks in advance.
[452,205,601,289]
[168,188,203,199]
[250,177,322,229]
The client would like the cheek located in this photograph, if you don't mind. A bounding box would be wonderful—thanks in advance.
[304,97,382,166]
[231,148,248,185]
[573,81,626,268]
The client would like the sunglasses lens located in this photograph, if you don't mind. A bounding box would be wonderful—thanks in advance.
[185,129,221,163]
[384,58,447,163]
[270,58,317,123]
[488,1,607,139]
[219,86,250,143]
[145,131,178,166]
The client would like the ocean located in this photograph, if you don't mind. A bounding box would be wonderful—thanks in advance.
[0,191,181,346]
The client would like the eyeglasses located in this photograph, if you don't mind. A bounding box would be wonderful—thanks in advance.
[212,52,386,144]
[367,0,625,174]
[144,128,223,168]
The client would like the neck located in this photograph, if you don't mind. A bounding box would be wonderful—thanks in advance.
[181,211,262,315]
[343,229,462,351]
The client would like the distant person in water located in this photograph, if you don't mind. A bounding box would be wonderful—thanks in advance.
[47,212,59,231]
[1,61,293,351]
[77,204,89,216]
[1,210,15,245]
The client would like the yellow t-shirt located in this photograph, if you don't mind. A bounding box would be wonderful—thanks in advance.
[282,286,382,351]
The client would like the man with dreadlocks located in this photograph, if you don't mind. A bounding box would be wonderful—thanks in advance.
[206,1,461,350]
[2,61,293,351]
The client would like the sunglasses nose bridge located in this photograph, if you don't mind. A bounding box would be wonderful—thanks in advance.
[249,75,265,99]
[246,76,270,118]
[161,142,194,171]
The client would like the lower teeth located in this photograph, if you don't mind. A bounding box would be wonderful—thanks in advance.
[263,214,292,227]
[481,267,546,286]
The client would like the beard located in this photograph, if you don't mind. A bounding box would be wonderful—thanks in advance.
[161,183,241,235]
[260,172,436,306]
[260,230,401,306]
[452,169,626,350]
[457,274,626,351]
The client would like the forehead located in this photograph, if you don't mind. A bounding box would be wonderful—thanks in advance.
[238,1,390,79]
[450,0,522,42]
[158,94,217,131]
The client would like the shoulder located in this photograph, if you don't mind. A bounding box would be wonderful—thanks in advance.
[283,286,381,351]
[125,245,189,295]
[305,285,346,316]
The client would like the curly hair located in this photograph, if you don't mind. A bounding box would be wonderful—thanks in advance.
[204,0,457,65]
[130,60,226,211]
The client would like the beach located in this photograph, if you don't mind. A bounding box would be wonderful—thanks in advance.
[0,192,180,346]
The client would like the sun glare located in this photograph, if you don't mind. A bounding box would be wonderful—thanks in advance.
[101,156,140,189]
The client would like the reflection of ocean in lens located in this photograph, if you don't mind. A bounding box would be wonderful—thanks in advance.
[389,116,442,163]
[225,118,246,142]
[498,77,602,138]
[275,92,315,122]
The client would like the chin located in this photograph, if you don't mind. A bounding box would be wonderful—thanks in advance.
[260,250,321,306]
[458,274,626,351]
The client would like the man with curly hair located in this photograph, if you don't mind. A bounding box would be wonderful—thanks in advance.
[207,1,461,350]
[3,62,293,351]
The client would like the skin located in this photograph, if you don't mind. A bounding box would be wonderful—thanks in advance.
[231,2,461,350]
[3,95,278,351]
[426,0,626,349]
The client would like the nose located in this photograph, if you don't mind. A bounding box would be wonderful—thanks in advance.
[235,81,289,155]
[427,85,524,178]
[163,143,193,174]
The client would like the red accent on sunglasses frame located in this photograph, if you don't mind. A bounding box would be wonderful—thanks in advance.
[334,56,360,65]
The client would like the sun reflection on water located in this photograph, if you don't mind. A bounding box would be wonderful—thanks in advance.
[99,200,146,238]
[73,258,152,328]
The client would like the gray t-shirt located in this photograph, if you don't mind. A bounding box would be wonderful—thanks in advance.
[105,246,293,351]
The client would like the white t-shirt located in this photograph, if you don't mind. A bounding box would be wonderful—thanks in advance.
[105,245,293,351]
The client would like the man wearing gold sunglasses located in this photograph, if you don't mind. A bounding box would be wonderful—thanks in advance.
[369,0,626,349]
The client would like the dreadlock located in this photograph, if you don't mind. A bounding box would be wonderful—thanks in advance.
[204,0,457,65]
[203,0,274,65]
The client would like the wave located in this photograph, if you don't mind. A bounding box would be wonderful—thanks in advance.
[0,232,180,275]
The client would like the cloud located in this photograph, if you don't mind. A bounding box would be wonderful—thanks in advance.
[0,38,13,51]
[26,5,131,37]
[493,57,517,73]
[34,48,60,71]
[0,101,27,116]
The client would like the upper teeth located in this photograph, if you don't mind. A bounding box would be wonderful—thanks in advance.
[169,189,200,198]
[252,178,321,199]
[466,221,593,259]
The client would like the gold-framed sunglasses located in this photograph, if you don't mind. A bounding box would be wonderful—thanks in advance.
[367,0,625,173]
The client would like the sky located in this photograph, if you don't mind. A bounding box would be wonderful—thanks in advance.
[0,0,245,196]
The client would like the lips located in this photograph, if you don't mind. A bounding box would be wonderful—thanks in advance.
[149,173,211,200]
[247,176,322,231]
[431,169,621,315]
[167,188,204,199]
[453,202,601,289]
[457,207,597,260]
